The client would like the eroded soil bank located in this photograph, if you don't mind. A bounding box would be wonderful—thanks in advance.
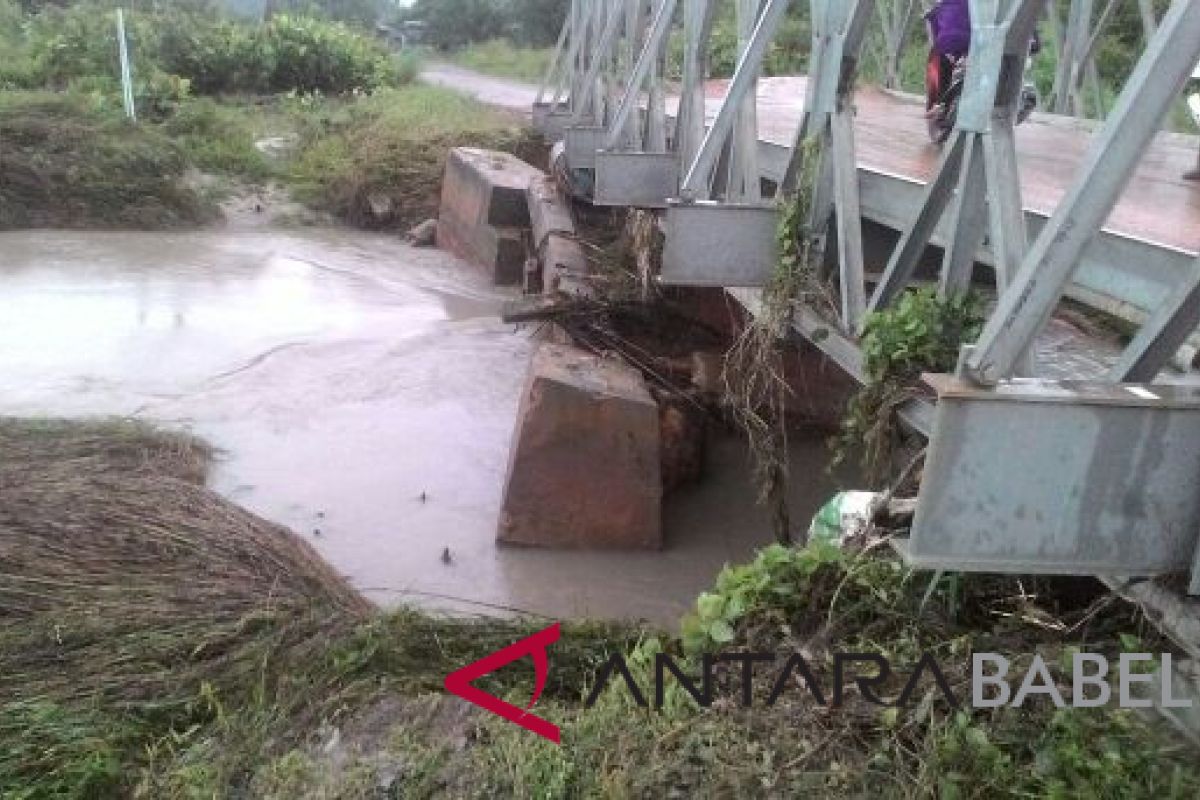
[0,227,845,625]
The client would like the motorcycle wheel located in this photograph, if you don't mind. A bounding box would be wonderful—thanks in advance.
[927,115,951,144]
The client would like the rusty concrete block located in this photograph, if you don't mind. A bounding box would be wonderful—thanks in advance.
[498,344,662,549]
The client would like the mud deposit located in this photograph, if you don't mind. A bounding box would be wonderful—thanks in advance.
[0,229,844,626]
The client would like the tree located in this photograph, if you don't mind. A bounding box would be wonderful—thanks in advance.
[411,0,504,49]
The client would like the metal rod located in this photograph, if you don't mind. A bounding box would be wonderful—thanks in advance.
[679,0,791,198]
[116,8,136,122]
[535,7,572,106]
[603,0,678,150]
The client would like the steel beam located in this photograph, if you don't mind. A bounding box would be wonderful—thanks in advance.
[603,0,678,150]
[678,0,714,170]
[867,0,1046,337]
[1138,0,1158,40]
[966,0,1200,384]
[1110,255,1200,383]
[534,6,571,107]
[572,0,625,125]
[678,0,790,199]
[905,376,1200,576]
[878,0,918,90]
[938,135,988,295]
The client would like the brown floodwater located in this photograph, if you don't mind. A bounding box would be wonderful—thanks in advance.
[0,228,846,627]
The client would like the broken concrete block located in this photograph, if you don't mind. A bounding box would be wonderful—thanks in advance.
[498,344,662,549]
[437,148,542,283]
[526,175,576,250]
[540,232,592,297]
[441,147,542,228]
[523,257,543,295]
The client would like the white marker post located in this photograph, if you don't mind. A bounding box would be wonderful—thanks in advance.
[116,8,136,122]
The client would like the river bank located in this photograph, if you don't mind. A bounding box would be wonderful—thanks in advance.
[2,8,1198,790]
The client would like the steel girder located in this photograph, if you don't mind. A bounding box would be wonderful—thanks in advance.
[965,0,1200,385]
[783,0,877,331]
[868,0,1046,378]
[661,0,878,291]
[593,0,682,207]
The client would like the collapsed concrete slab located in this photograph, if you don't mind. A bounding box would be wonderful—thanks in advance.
[437,148,542,285]
[497,343,662,549]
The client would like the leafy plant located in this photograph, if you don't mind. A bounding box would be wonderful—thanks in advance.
[835,286,984,483]
[681,540,843,654]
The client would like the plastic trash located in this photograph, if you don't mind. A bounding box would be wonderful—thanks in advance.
[808,491,884,543]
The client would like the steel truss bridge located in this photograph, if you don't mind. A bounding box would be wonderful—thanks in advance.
[465,0,1200,731]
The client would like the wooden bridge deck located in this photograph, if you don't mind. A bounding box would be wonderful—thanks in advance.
[722,76,1200,256]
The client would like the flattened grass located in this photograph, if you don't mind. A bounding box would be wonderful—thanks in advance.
[0,93,213,229]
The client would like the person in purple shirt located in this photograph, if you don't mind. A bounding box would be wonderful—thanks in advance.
[925,0,972,132]
[928,0,972,58]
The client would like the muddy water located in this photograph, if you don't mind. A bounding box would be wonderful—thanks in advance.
[0,228,844,627]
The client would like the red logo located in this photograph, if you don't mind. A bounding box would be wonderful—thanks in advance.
[443,622,561,743]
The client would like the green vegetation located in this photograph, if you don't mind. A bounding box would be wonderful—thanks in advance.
[0,79,533,229]
[0,0,544,230]
[405,0,566,50]
[452,39,554,83]
[161,97,275,179]
[290,85,540,228]
[2,418,1196,797]
[835,287,985,482]
[4,2,401,96]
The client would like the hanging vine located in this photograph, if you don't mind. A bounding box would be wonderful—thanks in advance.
[722,136,826,545]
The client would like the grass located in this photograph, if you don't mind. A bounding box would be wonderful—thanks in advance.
[288,84,542,229]
[2,418,1196,797]
[0,92,215,229]
[0,77,540,230]
[451,39,554,83]
[160,97,275,181]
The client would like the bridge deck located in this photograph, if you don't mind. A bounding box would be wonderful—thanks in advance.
[425,65,1200,256]
[426,63,1200,377]
[720,76,1200,255]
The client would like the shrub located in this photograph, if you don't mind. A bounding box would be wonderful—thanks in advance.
[17,3,403,97]
[23,2,126,87]
[256,14,397,93]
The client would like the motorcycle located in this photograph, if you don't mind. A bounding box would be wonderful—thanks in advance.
[924,21,1039,144]
[925,49,966,144]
